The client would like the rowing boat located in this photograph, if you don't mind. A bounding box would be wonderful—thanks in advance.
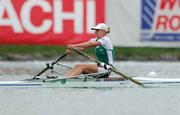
[0,76,180,88]
[0,63,180,88]
[0,50,180,88]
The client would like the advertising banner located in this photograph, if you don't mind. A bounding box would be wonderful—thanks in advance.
[141,0,180,41]
[106,0,180,47]
[1,0,180,47]
[0,0,105,45]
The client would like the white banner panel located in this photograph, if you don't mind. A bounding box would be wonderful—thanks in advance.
[106,0,180,47]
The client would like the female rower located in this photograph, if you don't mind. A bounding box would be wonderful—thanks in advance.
[66,23,114,77]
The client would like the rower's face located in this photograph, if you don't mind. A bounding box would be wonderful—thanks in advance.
[95,29,106,38]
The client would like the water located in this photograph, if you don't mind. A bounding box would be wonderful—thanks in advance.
[0,61,180,115]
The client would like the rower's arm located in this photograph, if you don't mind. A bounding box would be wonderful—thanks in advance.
[68,41,101,49]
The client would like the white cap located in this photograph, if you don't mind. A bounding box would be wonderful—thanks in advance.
[91,23,110,33]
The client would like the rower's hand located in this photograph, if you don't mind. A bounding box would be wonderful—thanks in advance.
[67,44,75,49]
[66,48,72,54]
[66,44,74,54]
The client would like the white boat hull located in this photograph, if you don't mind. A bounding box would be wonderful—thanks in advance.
[0,77,180,88]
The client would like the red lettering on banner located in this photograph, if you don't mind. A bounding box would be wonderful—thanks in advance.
[160,0,180,10]
[31,5,51,27]
[156,15,180,31]
[156,15,168,30]
[0,0,105,45]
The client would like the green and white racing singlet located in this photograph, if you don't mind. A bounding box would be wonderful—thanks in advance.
[89,37,114,65]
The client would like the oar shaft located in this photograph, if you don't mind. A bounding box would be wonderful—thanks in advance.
[34,67,50,78]
[33,52,67,79]
[52,53,67,66]
[109,68,143,86]
[73,48,100,64]
[72,48,143,87]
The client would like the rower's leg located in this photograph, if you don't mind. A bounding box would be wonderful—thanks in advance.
[66,64,98,77]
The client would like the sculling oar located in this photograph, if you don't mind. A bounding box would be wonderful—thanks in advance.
[33,52,67,79]
[72,48,144,87]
